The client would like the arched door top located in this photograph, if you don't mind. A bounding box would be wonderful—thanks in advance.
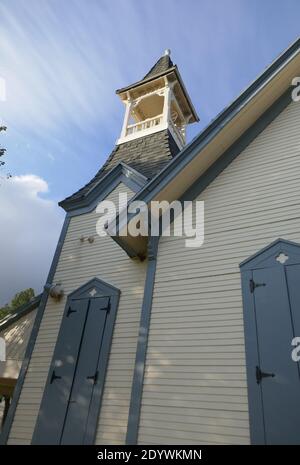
[67,277,120,300]
[240,238,300,270]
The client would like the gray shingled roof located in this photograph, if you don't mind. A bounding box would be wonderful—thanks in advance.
[116,53,175,94]
[143,54,173,80]
[59,129,179,208]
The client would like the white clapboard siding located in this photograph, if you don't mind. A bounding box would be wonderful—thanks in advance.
[8,183,147,445]
[138,100,300,444]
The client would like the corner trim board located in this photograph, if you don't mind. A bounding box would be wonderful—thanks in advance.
[125,235,159,444]
[0,215,71,445]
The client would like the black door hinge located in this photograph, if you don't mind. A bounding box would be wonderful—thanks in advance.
[94,299,110,312]
[249,279,266,293]
[86,370,99,385]
[104,300,111,313]
[50,370,62,384]
[256,366,275,384]
[66,307,77,317]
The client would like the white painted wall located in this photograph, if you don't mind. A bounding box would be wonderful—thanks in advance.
[138,100,300,445]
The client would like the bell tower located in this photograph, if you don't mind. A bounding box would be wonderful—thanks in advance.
[60,50,199,211]
[116,50,198,149]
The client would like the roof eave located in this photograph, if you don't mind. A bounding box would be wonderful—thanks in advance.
[173,66,199,122]
[59,162,148,213]
[115,66,177,94]
[116,66,199,122]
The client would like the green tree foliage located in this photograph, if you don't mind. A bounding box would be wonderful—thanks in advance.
[0,288,35,320]
[11,288,35,310]
[0,304,10,320]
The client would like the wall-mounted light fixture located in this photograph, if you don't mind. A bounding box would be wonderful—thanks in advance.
[44,283,64,301]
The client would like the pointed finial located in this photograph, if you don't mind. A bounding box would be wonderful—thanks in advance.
[164,49,171,56]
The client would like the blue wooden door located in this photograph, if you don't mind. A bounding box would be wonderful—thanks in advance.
[32,278,120,445]
[60,297,109,444]
[32,298,90,444]
[240,239,300,444]
[252,266,300,444]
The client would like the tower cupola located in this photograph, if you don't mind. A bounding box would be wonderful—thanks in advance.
[116,50,199,149]
[60,50,198,212]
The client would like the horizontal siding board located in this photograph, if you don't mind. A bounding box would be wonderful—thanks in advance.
[139,411,249,428]
[138,427,249,445]
[140,404,249,420]
[142,385,247,396]
[146,346,247,355]
[139,419,249,438]
[141,398,248,412]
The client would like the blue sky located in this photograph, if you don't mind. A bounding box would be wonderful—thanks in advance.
[0,0,299,305]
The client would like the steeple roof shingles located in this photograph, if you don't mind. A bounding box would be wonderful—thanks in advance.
[59,130,179,208]
[143,54,174,80]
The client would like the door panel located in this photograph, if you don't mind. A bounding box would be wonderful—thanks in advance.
[60,297,109,444]
[253,266,300,444]
[32,298,90,444]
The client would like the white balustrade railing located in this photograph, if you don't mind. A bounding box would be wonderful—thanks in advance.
[126,115,163,136]
[125,114,185,146]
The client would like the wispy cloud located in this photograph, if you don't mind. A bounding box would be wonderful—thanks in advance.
[0,1,126,135]
[0,174,63,306]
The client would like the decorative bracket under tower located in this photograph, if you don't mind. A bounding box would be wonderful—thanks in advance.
[116,50,199,149]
